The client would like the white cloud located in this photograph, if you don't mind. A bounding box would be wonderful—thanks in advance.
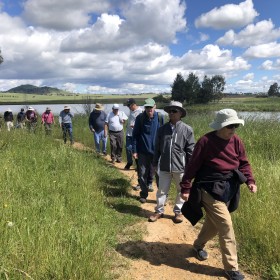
[244,42,280,58]
[243,73,254,81]
[260,59,280,70]
[217,20,280,47]
[23,0,112,30]
[195,0,258,30]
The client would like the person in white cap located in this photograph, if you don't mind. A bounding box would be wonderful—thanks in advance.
[59,105,74,144]
[104,104,128,163]
[41,107,55,135]
[180,108,257,280]
[3,108,14,131]
[25,106,38,132]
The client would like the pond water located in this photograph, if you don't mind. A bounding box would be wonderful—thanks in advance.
[0,104,279,120]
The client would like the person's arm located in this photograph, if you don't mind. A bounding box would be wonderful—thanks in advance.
[88,113,94,132]
[184,126,195,163]
[58,112,62,127]
[152,126,161,168]
[132,114,141,159]
[41,113,45,124]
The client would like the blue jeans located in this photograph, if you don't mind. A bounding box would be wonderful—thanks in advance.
[62,123,73,144]
[126,136,133,165]
[93,130,107,153]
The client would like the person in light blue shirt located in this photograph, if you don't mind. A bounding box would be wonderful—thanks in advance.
[59,105,74,144]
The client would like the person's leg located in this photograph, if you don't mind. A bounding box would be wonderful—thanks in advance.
[173,172,185,214]
[125,136,133,166]
[194,190,238,271]
[62,124,67,143]
[67,124,73,144]
[109,133,117,162]
[155,170,172,213]
[116,131,123,162]
[138,153,150,199]
[94,131,101,153]
[100,130,107,154]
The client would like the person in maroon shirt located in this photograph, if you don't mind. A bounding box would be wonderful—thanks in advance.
[180,109,257,280]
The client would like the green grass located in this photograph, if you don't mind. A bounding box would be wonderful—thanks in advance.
[0,127,142,279]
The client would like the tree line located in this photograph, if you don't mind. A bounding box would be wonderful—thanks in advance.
[267,82,280,97]
[170,72,225,104]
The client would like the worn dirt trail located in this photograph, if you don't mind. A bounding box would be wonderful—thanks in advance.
[72,142,258,280]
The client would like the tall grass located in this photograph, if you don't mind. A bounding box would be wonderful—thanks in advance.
[184,113,280,279]
[0,126,142,279]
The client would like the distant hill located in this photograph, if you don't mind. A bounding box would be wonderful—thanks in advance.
[4,84,70,95]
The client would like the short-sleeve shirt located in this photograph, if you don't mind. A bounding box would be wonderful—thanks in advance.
[105,111,128,132]
[126,107,143,136]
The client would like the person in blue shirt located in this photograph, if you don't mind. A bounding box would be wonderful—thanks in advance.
[132,98,164,203]
[59,105,74,144]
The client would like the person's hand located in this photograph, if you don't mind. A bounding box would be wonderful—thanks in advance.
[248,184,257,193]
[181,193,189,201]
[133,153,138,159]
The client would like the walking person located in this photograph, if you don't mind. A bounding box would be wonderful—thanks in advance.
[88,103,107,155]
[3,108,14,131]
[124,98,143,170]
[149,101,195,223]
[132,98,164,203]
[59,105,74,144]
[41,107,55,135]
[25,106,38,132]
[180,109,257,280]
[104,104,128,163]
[16,108,26,129]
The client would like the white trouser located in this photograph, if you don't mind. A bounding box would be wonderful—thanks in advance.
[155,170,184,214]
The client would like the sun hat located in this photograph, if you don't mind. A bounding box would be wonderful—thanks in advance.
[6,108,12,112]
[112,104,119,109]
[46,107,51,111]
[64,105,70,110]
[95,103,104,110]
[28,106,34,111]
[126,98,136,107]
[209,109,244,130]
[164,101,186,118]
[143,98,155,107]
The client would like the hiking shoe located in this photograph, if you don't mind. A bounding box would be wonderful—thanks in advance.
[139,197,147,203]
[132,185,140,191]
[102,152,107,156]
[173,213,183,223]
[116,159,122,163]
[111,159,115,164]
[194,248,208,261]
[124,163,132,170]
[148,185,154,192]
[149,213,163,222]
[225,270,245,280]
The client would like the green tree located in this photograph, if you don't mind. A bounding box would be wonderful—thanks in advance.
[211,75,225,102]
[184,72,201,104]
[267,82,279,97]
[197,75,213,104]
[171,73,185,102]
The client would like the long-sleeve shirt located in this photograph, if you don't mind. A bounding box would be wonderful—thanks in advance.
[59,110,74,124]
[132,111,163,155]
[88,110,107,133]
[180,131,255,194]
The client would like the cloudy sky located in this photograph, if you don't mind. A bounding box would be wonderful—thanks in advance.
[0,0,279,94]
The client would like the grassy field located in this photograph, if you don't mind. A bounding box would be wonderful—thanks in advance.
[0,111,279,279]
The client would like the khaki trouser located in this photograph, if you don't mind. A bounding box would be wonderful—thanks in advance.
[193,189,238,271]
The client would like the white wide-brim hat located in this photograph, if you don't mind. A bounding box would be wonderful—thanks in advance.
[209,108,244,130]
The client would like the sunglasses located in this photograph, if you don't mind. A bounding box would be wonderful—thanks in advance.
[168,109,179,114]
[225,124,240,129]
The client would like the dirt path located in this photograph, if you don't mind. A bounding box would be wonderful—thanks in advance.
[72,142,258,280]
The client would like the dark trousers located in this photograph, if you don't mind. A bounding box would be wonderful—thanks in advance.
[62,123,73,144]
[109,130,123,161]
[138,153,158,199]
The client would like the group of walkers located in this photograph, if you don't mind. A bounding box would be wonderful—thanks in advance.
[2,99,257,279]
[1,105,74,144]
[89,98,258,280]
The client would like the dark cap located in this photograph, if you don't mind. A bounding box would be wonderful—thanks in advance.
[126,98,136,106]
